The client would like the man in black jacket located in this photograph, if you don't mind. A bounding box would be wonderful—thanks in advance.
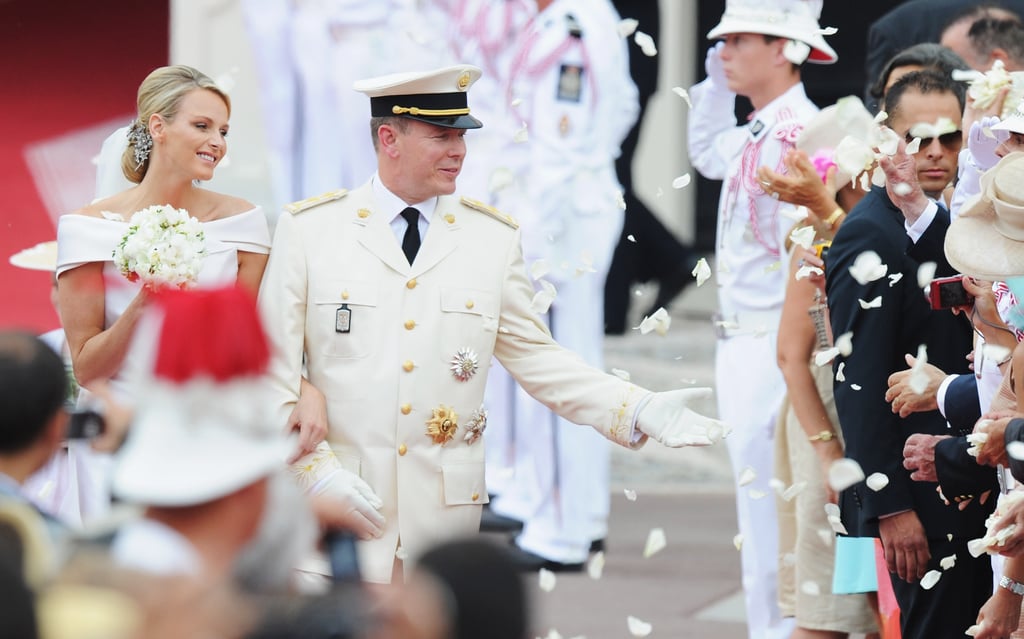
[826,69,992,639]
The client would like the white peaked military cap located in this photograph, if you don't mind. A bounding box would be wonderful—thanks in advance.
[353,64,484,129]
[708,0,837,64]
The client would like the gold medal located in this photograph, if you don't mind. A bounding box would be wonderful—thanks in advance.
[426,405,458,446]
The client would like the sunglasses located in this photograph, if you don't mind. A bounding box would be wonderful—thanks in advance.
[904,130,963,151]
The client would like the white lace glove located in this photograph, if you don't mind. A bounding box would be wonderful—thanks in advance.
[311,468,386,540]
[635,388,727,447]
[705,42,727,89]
[969,115,1009,171]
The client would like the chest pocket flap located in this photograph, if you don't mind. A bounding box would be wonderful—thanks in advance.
[440,287,497,317]
[313,280,378,307]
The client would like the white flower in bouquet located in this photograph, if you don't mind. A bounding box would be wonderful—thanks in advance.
[113,204,206,288]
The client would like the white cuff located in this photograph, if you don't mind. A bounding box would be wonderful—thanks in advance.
[905,200,938,244]
[936,374,958,418]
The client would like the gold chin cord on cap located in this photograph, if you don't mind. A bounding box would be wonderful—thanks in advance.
[392,105,471,116]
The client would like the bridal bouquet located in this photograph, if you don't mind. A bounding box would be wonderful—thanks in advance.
[113,204,206,288]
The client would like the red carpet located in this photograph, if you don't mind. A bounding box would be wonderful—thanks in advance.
[0,0,168,332]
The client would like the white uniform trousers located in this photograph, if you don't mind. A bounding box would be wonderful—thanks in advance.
[716,330,794,639]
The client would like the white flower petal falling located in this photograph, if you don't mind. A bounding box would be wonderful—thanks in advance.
[588,551,605,580]
[849,251,888,285]
[638,307,671,336]
[627,616,653,637]
[738,466,757,486]
[917,262,937,289]
[618,18,639,37]
[920,570,941,590]
[538,568,556,592]
[643,528,667,558]
[692,257,712,287]
[828,458,866,492]
[671,86,693,108]
[633,31,657,56]
[866,472,889,491]
[908,344,930,394]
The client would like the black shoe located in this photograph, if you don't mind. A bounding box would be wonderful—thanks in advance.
[506,543,584,573]
[589,538,605,554]
[479,505,524,533]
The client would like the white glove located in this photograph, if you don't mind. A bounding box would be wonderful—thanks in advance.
[635,388,728,448]
[968,115,1009,171]
[311,468,386,540]
[704,42,727,89]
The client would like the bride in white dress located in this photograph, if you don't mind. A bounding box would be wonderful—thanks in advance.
[28,65,323,528]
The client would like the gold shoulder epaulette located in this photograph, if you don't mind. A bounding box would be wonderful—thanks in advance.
[460,197,518,229]
[285,189,348,215]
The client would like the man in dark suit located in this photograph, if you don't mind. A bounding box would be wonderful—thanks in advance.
[864,0,1024,110]
[826,70,991,639]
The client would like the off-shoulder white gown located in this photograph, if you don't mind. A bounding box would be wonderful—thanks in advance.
[23,208,271,528]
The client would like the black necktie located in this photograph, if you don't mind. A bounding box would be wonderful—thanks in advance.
[400,207,421,265]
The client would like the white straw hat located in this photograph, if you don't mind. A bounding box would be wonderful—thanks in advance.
[945,152,1024,280]
[9,241,57,272]
[707,0,837,64]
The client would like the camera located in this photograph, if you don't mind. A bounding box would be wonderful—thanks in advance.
[66,409,105,440]
[928,275,972,310]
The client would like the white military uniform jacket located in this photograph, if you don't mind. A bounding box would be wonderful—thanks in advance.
[259,180,650,583]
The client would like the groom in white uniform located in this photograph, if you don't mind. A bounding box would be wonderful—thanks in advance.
[259,63,726,584]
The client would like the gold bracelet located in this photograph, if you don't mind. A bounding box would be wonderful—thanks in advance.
[824,207,845,228]
[808,430,837,443]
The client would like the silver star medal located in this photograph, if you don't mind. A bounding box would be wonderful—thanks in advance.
[464,405,488,444]
[450,347,479,381]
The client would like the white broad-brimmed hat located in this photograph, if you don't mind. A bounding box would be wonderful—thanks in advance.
[707,0,837,64]
[797,96,876,189]
[354,64,483,129]
[9,241,57,272]
[945,152,1024,280]
[993,97,1024,134]
[111,286,294,507]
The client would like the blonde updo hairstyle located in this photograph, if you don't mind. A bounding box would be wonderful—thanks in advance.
[122,65,231,183]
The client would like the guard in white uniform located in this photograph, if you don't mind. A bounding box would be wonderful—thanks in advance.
[686,2,836,638]
[258,64,723,584]
[486,0,639,568]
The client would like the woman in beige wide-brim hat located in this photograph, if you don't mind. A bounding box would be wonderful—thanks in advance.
[944,151,1024,639]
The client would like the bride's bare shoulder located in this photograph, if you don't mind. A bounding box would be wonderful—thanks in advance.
[197,189,257,220]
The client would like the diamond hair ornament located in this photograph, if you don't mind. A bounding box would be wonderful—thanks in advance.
[127,120,153,169]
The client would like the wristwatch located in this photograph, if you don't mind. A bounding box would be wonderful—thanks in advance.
[1000,575,1024,596]
[808,430,836,443]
